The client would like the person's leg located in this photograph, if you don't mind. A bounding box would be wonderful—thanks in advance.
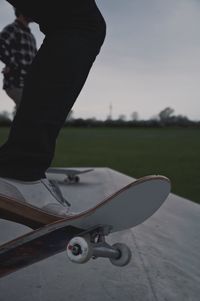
[0,0,106,221]
[0,29,105,181]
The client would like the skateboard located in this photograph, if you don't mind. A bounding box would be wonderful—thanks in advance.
[0,175,171,278]
[46,167,94,183]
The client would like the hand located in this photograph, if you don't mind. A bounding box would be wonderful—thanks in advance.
[2,66,11,75]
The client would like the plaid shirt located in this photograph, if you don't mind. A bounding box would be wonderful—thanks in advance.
[0,19,37,90]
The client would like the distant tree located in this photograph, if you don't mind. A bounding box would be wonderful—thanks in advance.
[131,111,139,121]
[159,107,174,122]
[158,107,192,126]
[118,114,126,121]
[171,114,190,125]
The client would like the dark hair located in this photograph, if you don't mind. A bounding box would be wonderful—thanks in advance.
[14,8,26,18]
[14,7,32,22]
[14,8,20,17]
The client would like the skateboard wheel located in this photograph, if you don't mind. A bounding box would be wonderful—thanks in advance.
[109,243,132,267]
[66,175,79,183]
[67,175,74,183]
[74,176,79,183]
[66,236,93,264]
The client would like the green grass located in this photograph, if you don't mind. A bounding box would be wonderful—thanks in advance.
[0,127,200,204]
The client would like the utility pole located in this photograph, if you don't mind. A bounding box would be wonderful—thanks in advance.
[107,102,113,120]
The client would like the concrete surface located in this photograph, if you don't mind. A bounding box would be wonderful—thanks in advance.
[0,168,199,301]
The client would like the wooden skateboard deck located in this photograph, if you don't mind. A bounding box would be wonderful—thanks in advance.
[0,175,171,278]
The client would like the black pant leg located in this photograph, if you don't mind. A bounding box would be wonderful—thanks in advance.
[0,29,105,180]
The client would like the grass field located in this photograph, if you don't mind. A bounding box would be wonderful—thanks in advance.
[0,127,199,204]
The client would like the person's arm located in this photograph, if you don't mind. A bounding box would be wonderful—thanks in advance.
[0,24,18,69]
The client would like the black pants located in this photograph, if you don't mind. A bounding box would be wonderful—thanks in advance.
[0,1,106,180]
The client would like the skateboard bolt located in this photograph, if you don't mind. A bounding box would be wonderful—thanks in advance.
[68,244,82,255]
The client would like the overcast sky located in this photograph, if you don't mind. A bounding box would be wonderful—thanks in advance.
[0,0,200,120]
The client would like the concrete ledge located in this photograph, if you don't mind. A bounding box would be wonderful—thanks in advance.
[0,168,199,301]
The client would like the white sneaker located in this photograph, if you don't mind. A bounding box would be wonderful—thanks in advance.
[0,177,72,227]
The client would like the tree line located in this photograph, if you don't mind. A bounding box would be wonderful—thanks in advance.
[0,107,199,127]
[65,107,199,128]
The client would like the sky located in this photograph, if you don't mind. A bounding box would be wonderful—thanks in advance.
[0,0,200,120]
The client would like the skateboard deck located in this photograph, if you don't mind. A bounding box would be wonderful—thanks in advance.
[46,167,93,183]
[0,175,171,278]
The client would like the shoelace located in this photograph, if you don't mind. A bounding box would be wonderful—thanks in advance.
[45,179,71,207]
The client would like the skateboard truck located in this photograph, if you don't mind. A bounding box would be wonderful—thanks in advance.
[66,225,132,267]
[66,174,79,183]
